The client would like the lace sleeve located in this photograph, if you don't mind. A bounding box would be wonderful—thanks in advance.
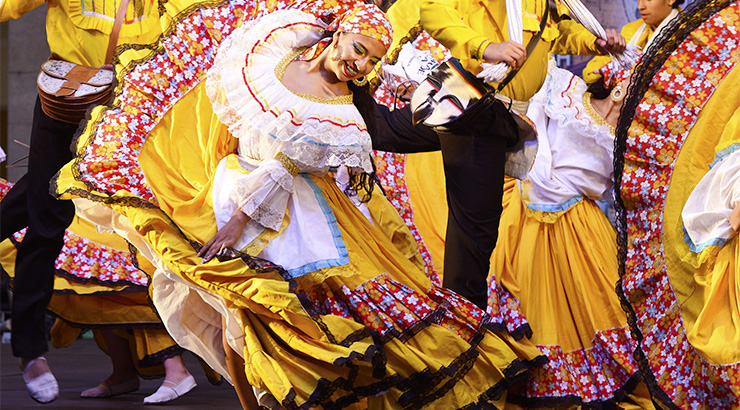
[230,155,299,231]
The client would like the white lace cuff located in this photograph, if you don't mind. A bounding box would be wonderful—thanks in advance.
[231,158,296,231]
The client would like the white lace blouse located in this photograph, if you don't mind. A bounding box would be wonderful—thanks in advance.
[522,61,616,213]
[206,9,373,233]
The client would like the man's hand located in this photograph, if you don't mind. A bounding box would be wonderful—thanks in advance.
[596,29,627,54]
[482,41,526,69]
[198,210,250,263]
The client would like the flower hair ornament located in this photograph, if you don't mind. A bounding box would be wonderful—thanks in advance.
[326,3,394,52]
[295,3,393,80]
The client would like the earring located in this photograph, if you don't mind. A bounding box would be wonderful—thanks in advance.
[352,75,368,86]
[610,85,624,102]
[330,43,340,62]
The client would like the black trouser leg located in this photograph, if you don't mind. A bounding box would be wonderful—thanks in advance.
[370,101,516,309]
[11,97,76,359]
[438,130,508,310]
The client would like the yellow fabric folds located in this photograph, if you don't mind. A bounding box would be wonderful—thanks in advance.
[120,164,544,407]
[492,180,625,352]
[405,151,448,275]
[140,80,237,246]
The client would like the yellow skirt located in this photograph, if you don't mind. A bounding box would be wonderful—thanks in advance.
[491,179,648,407]
[126,169,547,409]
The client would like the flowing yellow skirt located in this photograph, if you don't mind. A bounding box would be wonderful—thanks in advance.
[491,179,648,407]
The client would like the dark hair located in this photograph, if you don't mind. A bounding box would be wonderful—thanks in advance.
[347,79,381,202]
[673,0,685,8]
[586,76,612,100]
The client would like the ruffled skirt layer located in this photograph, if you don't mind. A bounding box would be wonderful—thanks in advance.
[106,168,547,408]
[0,180,186,378]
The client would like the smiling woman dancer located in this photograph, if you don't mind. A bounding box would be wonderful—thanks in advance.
[53,1,545,409]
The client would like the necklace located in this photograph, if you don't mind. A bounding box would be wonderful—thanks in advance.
[582,92,615,134]
[275,49,353,105]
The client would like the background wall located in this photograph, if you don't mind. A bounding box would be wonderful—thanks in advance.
[1,5,50,183]
[0,0,642,183]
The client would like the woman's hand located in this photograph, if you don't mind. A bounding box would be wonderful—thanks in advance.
[730,204,740,232]
[198,210,251,263]
[482,41,526,69]
[596,29,627,54]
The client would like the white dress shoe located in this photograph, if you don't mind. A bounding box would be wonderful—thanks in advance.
[143,374,197,404]
[23,357,59,403]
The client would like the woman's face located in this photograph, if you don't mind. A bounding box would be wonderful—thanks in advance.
[327,31,386,82]
[637,0,675,28]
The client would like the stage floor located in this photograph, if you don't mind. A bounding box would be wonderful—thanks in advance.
[1,336,241,409]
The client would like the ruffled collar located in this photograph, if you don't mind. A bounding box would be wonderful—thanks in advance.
[205,9,373,173]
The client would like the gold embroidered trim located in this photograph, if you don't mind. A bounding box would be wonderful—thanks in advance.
[275,49,353,105]
[275,152,300,176]
[583,92,615,134]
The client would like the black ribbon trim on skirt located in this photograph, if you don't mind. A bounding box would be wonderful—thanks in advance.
[507,370,643,410]
[50,315,165,331]
[288,278,549,409]
[279,345,546,410]
[137,343,187,370]
[0,267,146,297]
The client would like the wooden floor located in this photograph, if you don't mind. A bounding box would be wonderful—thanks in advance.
[1,336,242,409]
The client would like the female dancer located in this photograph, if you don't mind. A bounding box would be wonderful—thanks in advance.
[487,62,652,408]
[53,2,544,408]
[582,0,683,84]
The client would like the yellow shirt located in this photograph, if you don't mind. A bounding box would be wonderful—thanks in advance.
[1,0,161,67]
[582,18,652,84]
[420,0,602,101]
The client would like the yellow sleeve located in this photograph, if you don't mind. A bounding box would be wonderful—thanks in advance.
[582,19,649,83]
[551,18,601,56]
[582,54,612,84]
[420,0,491,61]
[0,0,44,22]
